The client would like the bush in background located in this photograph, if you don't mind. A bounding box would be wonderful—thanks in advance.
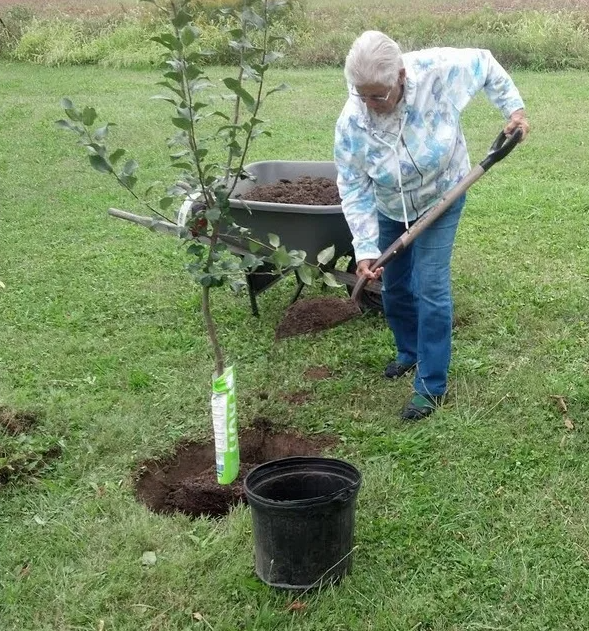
[2,1,589,70]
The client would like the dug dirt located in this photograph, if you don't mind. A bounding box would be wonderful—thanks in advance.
[243,176,340,206]
[275,296,360,339]
[134,423,336,518]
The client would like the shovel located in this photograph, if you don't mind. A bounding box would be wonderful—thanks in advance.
[276,128,523,339]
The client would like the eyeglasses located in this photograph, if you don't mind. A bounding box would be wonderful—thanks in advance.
[350,88,392,102]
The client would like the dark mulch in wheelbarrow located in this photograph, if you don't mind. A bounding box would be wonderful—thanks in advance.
[243,176,341,206]
[134,422,336,518]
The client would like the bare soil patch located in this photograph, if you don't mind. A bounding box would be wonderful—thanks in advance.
[243,176,340,206]
[303,366,333,381]
[134,424,336,518]
[280,390,313,405]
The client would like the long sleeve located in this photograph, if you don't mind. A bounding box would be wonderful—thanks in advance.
[334,117,381,261]
[438,48,525,117]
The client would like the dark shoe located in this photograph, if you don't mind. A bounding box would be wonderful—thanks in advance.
[401,393,444,421]
[384,360,415,380]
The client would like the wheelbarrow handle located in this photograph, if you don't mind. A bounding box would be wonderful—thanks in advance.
[350,127,524,304]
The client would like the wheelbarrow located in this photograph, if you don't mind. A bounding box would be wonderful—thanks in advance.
[223,160,382,316]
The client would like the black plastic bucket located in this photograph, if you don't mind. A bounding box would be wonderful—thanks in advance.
[244,456,362,590]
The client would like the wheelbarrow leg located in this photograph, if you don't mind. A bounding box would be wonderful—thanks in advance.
[245,273,260,317]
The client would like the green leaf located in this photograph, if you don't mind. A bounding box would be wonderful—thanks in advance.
[268,233,280,248]
[119,174,137,190]
[170,149,190,159]
[60,97,74,110]
[187,243,206,256]
[317,245,335,266]
[55,119,82,133]
[263,51,283,64]
[122,160,138,176]
[212,110,230,121]
[323,272,342,288]
[248,240,262,254]
[170,162,193,170]
[240,252,261,270]
[223,78,256,113]
[151,34,181,52]
[171,8,192,29]
[109,148,126,165]
[94,124,112,141]
[181,24,200,46]
[88,155,112,174]
[159,197,174,210]
[205,207,221,221]
[150,94,178,105]
[241,7,265,29]
[297,264,314,286]
[270,245,292,269]
[266,83,289,98]
[240,63,261,82]
[172,117,192,131]
[81,107,97,126]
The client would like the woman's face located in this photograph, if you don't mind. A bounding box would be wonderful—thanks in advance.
[354,70,405,115]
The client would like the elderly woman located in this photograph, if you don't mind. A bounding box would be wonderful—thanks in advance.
[335,31,530,420]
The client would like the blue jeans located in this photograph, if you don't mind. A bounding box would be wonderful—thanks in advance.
[377,194,466,397]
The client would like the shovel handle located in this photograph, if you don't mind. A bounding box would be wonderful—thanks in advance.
[480,127,523,171]
[350,127,523,303]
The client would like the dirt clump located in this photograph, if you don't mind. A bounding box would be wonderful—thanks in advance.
[242,176,340,206]
[275,296,360,339]
[134,426,336,519]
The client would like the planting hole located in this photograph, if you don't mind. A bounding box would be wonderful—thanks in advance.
[134,425,336,519]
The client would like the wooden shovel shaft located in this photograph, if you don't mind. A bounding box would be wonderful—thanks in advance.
[350,164,485,303]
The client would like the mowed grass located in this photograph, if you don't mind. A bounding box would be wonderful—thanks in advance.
[1,62,589,630]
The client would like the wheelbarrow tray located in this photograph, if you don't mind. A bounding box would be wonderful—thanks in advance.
[228,160,353,261]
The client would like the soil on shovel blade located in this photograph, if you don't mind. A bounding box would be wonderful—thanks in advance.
[243,176,341,206]
[276,296,360,339]
[134,423,336,519]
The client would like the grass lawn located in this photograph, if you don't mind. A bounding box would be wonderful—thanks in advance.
[1,61,589,630]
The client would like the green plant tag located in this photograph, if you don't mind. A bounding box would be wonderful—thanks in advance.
[211,365,239,485]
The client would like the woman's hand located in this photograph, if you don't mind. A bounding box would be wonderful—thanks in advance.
[505,108,530,141]
[356,259,384,280]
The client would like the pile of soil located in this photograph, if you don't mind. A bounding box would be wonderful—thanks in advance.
[134,423,336,518]
[243,176,341,206]
[275,296,360,339]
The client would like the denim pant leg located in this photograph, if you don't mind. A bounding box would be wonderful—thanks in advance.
[412,194,465,396]
[378,213,418,368]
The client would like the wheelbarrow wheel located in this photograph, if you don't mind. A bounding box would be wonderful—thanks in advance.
[346,255,383,313]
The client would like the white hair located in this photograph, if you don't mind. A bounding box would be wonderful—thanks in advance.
[344,31,403,88]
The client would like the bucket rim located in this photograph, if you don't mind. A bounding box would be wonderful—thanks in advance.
[244,455,361,507]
